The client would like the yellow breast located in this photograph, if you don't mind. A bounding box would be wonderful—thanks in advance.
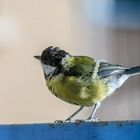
[46,74,109,106]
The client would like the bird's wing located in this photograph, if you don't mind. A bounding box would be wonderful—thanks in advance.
[62,56,98,77]
[97,61,126,78]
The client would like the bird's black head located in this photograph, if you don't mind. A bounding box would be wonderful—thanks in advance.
[34,46,69,67]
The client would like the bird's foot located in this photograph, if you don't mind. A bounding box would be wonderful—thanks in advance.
[54,119,76,123]
[85,118,100,122]
[54,119,86,123]
[54,118,100,123]
[54,120,64,123]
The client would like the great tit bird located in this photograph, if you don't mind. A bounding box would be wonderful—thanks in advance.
[34,46,140,122]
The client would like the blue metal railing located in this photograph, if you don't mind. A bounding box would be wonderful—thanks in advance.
[0,121,140,140]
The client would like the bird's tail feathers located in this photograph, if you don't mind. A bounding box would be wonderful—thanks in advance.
[125,66,140,76]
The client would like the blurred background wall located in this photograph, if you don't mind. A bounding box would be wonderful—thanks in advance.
[0,0,140,123]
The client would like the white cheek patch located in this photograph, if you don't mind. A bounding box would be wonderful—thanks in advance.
[41,64,56,76]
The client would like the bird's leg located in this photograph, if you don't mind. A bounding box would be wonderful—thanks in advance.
[54,106,84,123]
[86,102,101,122]
[65,106,84,122]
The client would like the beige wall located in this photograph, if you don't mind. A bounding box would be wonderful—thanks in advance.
[0,0,140,124]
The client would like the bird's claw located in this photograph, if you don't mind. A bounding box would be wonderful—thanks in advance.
[54,119,75,123]
[85,118,100,122]
[54,120,64,123]
[54,118,100,124]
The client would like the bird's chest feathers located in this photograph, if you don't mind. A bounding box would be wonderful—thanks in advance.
[46,74,108,106]
[41,64,57,77]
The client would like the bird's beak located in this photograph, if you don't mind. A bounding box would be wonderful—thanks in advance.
[34,55,41,61]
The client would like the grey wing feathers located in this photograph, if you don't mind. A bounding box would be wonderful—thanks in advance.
[98,61,126,78]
